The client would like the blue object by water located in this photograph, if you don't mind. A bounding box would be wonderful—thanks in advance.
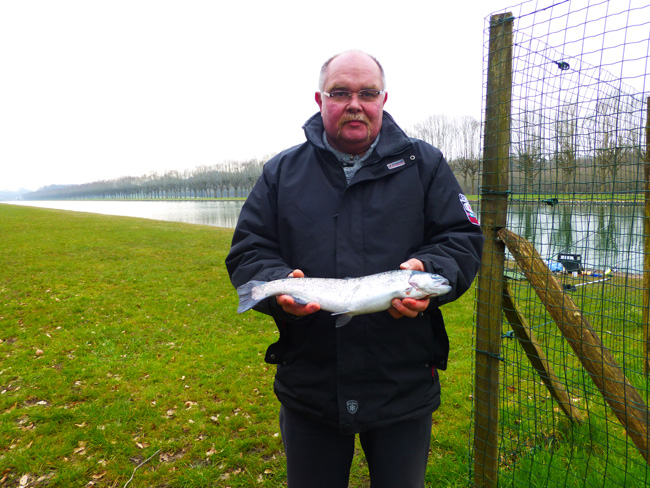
[546,259,564,272]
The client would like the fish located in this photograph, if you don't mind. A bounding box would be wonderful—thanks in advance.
[236,270,452,327]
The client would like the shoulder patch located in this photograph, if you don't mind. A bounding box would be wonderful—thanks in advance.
[459,194,480,225]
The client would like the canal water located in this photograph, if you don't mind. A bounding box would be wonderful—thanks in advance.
[4,200,245,230]
[3,200,645,273]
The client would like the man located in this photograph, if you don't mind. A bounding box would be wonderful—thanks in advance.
[226,50,483,487]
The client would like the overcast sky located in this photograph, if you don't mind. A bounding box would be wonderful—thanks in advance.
[1,0,512,192]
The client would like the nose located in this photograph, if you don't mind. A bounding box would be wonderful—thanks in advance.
[346,93,363,111]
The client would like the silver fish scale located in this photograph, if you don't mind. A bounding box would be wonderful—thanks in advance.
[250,270,447,315]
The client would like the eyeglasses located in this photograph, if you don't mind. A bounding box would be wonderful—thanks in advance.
[321,89,384,103]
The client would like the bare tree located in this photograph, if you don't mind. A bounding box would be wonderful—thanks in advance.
[512,109,545,194]
[455,116,481,194]
[408,114,458,159]
[555,100,578,192]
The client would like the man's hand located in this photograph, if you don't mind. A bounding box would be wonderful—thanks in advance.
[388,259,430,319]
[277,269,321,316]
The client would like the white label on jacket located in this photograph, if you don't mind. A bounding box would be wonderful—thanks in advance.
[387,159,405,170]
[459,194,480,225]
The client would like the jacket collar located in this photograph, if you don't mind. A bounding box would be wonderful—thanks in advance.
[302,111,413,163]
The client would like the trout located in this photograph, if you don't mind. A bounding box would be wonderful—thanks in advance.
[236,269,451,327]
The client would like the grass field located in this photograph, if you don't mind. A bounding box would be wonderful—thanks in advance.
[0,204,477,487]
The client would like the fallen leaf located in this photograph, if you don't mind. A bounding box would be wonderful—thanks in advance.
[159,449,186,463]
[74,441,87,455]
[36,473,55,484]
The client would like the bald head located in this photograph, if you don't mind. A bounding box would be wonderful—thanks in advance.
[318,50,386,91]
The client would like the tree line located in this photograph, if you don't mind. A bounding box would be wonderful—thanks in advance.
[23,114,483,201]
[22,99,647,201]
[510,91,647,195]
[23,160,266,201]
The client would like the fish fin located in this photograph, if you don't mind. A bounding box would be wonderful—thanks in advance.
[331,309,352,316]
[236,280,266,313]
[334,314,354,328]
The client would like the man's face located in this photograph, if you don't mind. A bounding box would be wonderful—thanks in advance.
[315,52,387,155]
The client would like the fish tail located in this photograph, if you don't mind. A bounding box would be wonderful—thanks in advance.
[236,280,266,313]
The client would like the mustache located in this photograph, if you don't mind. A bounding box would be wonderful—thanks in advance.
[339,114,370,126]
[337,113,372,143]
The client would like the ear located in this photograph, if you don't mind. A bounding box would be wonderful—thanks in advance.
[382,91,388,106]
[315,91,323,110]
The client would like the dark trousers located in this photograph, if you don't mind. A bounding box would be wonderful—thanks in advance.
[279,405,432,488]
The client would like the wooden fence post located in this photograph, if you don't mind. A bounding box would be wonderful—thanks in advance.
[502,282,584,423]
[499,228,650,465]
[473,12,513,488]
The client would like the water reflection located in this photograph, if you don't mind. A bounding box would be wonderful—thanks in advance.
[507,202,644,273]
[551,206,573,252]
[4,200,245,229]
[5,199,646,273]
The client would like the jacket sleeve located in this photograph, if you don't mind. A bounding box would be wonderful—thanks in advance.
[225,159,294,317]
[411,145,484,306]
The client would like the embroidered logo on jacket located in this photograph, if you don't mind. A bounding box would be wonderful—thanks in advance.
[386,159,405,170]
[346,400,359,414]
[459,194,480,225]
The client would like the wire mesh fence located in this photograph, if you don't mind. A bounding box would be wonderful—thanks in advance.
[473,1,650,487]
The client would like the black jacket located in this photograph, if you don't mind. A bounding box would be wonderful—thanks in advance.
[226,111,483,433]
